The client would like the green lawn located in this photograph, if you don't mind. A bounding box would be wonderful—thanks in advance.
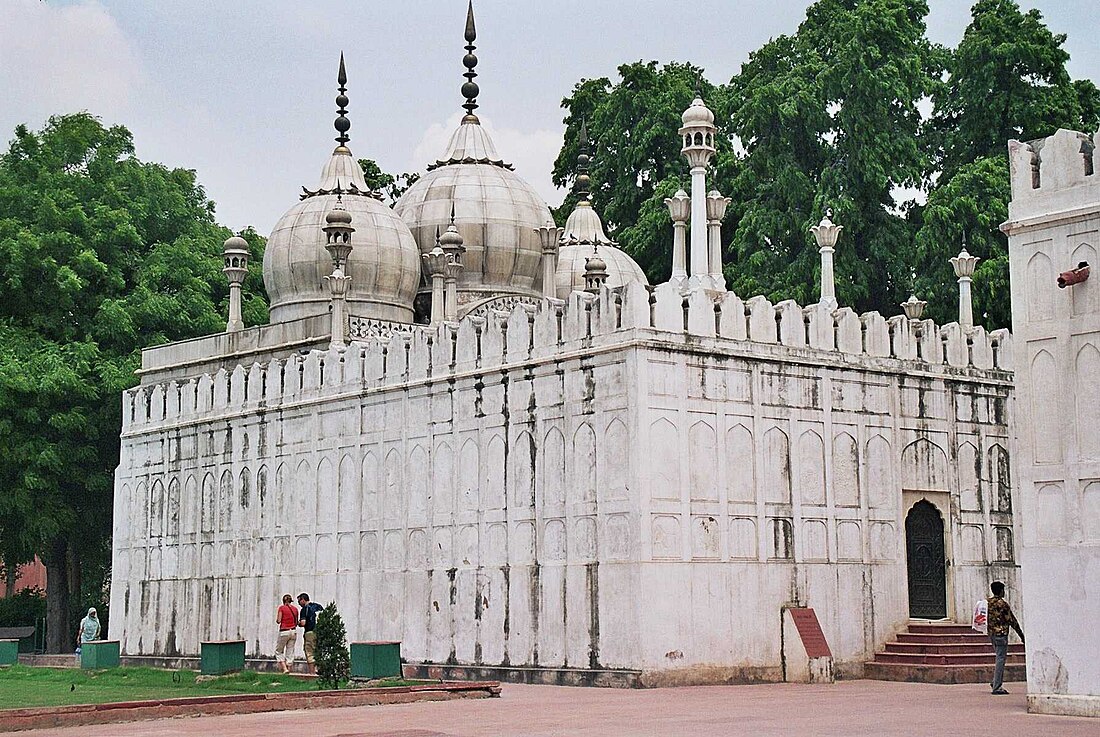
[0,665,407,710]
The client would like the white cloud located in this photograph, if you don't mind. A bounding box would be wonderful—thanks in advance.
[0,0,142,137]
[410,111,566,208]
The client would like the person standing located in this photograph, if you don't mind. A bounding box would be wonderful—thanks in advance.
[987,580,1025,695]
[75,608,100,654]
[297,593,325,675]
[274,593,299,674]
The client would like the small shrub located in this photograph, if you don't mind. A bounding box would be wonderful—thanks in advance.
[314,602,350,689]
[0,588,46,627]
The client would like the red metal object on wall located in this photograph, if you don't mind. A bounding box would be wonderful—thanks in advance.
[1057,261,1090,288]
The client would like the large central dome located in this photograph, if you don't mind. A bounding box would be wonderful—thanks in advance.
[263,57,421,324]
[394,121,551,301]
[393,2,551,305]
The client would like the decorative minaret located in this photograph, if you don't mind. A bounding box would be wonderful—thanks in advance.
[706,189,731,291]
[536,221,564,299]
[423,244,449,326]
[461,0,480,122]
[584,247,609,294]
[901,293,928,358]
[322,197,354,350]
[439,207,466,320]
[810,211,843,310]
[664,189,690,290]
[679,94,717,290]
[222,235,249,333]
[950,245,980,331]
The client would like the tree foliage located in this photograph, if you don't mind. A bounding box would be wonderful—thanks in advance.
[358,158,420,205]
[314,602,351,689]
[916,0,1097,327]
[0,113,265,650]
[551,0,1098,328]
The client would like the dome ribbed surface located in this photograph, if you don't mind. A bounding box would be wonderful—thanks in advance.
[555,242,648,299]
[263,149,421,323]
[394,122,552,298]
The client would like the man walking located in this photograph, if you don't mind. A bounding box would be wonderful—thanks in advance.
[987,580,1024,695]
[298,593,324,675]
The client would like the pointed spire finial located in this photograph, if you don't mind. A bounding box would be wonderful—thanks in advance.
[575,119,591,202]
[461,1,480,120]
[334,53,351,147]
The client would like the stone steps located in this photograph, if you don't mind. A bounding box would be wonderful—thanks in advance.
[865,622,1025,684]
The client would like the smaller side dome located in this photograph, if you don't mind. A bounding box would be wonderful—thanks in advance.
[555,242,648,299]
[682,96,715,126]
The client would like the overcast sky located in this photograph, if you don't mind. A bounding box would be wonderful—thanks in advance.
[3,0,1098,234]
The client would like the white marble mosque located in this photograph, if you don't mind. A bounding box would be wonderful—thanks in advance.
[110,3,1100,692]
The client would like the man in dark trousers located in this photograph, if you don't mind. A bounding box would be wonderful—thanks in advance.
[987,580,1025,694]
[297,593,325,676]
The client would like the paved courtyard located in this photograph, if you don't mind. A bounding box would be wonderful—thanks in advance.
[18,680,1098,736]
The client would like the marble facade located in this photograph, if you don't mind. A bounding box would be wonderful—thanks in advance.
[110,284,1019,683]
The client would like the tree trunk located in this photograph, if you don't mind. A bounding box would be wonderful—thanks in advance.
[44,538,71,654]
[4,562,15,598]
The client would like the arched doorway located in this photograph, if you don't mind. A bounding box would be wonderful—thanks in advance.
[905,500,946,619]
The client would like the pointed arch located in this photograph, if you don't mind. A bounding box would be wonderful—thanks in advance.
[832,432,859,507]
[901,438,948,491]
[762,427,791,503]
[572,423,597,503]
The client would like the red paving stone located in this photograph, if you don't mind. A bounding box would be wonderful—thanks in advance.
[16,681,1099,736]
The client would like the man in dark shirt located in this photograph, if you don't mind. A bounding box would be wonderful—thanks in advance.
[297,593,325,675]
[987,580,1024,695]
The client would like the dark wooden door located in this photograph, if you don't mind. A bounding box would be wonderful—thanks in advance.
[905,500,947,619]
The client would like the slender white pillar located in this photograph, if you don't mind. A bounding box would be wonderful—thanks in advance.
[810,213,843,310]
[950,247,980,331]
[222,236,250,333]
[706,190,730,291]
[678,95,717,292]
[423,247,448,325]
[536,223,564,299]
[664,189,690,290]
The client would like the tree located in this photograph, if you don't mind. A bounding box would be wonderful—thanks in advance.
[727,0,937,313]
[0,113,266,651]
[358,158,420,205]
[916,0,1098,328]
[554,62,734,280]
[314,602,350,689]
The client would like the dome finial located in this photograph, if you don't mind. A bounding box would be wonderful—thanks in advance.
[334,52,351,147]
[461,1,480,121]
[575,119,591,202]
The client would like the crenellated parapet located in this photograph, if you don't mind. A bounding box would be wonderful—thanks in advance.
[123,283,1013,434]
[1006,127,1100,226]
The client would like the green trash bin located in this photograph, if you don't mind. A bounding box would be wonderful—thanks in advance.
[201,640,246,675]
[0,639,18,666]
[80,640,120,669]
[350,641,402,679]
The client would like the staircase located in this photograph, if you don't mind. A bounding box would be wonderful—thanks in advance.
[864,622,1026,684]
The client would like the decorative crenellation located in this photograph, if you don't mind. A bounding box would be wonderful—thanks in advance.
[123,284,1013,434]
[1007,128,1100,208]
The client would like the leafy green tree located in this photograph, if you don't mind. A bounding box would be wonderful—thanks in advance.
[0,113,265,651]
[728,0,937,313]
[916,0,1098,328]
[358,158,420,205]
[314,602,350,689]
[553,62,734,280]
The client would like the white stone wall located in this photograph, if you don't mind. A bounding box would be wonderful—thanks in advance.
[1006,128,1100,715]
[111,284,1018,681]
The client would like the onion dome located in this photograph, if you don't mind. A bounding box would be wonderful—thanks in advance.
[393,1,552,302]
[554,119,647,298]
[681,95,715,126]
[263,54,421,324]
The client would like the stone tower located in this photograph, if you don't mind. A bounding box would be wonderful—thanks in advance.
[1003,127,1100,717]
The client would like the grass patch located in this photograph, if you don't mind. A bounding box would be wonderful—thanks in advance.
[0,666,320,709]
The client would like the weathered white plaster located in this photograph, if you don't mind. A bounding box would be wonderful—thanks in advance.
[1004,127,1100,716]
[111,281,1017,683]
